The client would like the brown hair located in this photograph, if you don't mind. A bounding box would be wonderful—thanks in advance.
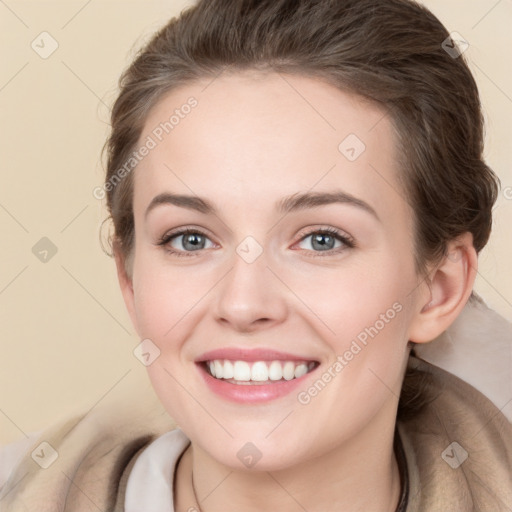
[101,0,500,416]
[103,0,499,279]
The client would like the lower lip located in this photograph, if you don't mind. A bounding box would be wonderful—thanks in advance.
[196,362,317,403]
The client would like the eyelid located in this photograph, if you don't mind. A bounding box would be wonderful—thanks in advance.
[294,225,355,246]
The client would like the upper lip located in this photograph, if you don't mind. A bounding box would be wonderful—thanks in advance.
[195,348,319,363]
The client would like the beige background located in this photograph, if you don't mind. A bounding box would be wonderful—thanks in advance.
[1,0,511,445]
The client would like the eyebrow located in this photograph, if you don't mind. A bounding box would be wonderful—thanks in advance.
[144,190,380,221]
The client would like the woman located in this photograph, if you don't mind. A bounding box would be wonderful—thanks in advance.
[1,0,511,510]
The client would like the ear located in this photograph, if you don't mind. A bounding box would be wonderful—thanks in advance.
[113,243,139,334]
[408,232,478,343]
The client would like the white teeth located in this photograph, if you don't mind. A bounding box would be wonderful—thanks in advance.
[294,363,308,378]
[205,359,316,382]
[283,361,295,381]
[268,361,283,381]
[251,361,269,381]
[223,360,234,379]
[233,361,251,381]
[214,360,224,379]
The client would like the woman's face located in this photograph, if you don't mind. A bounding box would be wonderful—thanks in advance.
[123,71,427,470]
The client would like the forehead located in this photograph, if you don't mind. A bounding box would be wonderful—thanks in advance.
[133,71,409,223]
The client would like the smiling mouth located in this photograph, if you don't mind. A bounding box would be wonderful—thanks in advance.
[200,359,319,385]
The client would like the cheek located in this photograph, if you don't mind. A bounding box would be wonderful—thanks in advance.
[289,266,414,443]
[131,255,205,425]
[131,252,207,338]
[285,256,413,344]
[132,274,172,338]
[311,258,415,400]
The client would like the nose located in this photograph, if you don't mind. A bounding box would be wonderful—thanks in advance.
[213,243,289,334]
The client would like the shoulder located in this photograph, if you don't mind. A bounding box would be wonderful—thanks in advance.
[0,395,177,511]
[414,293,512,421]
[398,355,512,511]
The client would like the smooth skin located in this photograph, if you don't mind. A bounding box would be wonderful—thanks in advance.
[115,70,477,512]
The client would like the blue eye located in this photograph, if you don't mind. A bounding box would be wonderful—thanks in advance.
[157,226,355,258]
[158,229,214,257]
[295,228,354,256]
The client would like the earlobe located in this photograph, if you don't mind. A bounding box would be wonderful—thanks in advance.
[408,233,478,343]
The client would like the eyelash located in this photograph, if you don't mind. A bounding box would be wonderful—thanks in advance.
[156,226,355,258]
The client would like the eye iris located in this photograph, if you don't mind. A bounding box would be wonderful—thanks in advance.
[183,233,204,251]
[312,233,335,251]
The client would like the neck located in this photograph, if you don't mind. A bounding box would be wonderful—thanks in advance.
[174,415,402,512]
